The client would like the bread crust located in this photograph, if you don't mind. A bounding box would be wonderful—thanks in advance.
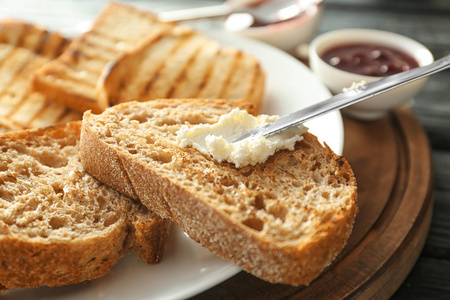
[130,211,171,264]
[123,141,356,285]
[80,99,357,286]
[32,69,103,113]
[79,119,139,199]
[0,223,128,288]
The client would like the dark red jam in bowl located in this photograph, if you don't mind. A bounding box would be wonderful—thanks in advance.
[321,43,420,77]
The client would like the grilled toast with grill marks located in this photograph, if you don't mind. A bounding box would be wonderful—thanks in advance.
[0,21,170,290]
[97,27,265,111]
[0,20,69,58]
[0,20,81,132]
[32,2,265,114]
[32,2,176,114]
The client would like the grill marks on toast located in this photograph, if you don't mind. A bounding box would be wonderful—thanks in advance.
[0,49,81,128]
[0,21,81,132]
[0,21,68,57]
[221,51,262,103]
[211,48,244,99]
[116,30,184,102]
[0,48,46,117]
[95,30,170,106]
[0,45,29,90]
[170,41,220,99]
[32,3,176,113]
[33,30,69,58]
[165,41,215,99]
[100,32,264,108]
[199,48,240,100]
[142,32,210,101]
[91,2,172,45]
[102,29,213,104]
[32,3,265,113]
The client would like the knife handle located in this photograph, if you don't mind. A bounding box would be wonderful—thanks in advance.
[158,5,232,22]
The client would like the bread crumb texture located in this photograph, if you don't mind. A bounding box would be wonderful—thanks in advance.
[81,99,358,286]
[0,123,168,288]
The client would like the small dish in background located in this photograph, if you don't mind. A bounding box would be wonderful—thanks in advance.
[224,1,323,54]
[309,28,434,120]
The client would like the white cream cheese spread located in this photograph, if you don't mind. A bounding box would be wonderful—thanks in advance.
[176,108,308,168]
[343,80,367,92]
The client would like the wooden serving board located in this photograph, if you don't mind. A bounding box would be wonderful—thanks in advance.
[194,105,434,299]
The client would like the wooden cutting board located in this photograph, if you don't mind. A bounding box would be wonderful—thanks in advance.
[194,105,434,299]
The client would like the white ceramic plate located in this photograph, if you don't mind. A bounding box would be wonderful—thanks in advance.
[3,21,343,300]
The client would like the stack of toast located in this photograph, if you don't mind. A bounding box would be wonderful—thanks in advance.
[0,21,81,132]
[32,2,265,113]
[0,1,357,293]
[0,122,169,288]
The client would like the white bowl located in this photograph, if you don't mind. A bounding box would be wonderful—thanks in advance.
[309,28,434,120]
[224,1,323,54]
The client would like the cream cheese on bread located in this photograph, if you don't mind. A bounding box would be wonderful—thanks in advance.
[177,108,308,167]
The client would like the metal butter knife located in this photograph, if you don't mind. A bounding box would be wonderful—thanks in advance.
[232,54,450,143]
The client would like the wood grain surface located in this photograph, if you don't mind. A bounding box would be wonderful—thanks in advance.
[319,2,450,298]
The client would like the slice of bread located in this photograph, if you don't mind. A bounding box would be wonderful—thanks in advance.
[96,27,265,111]
[80,99,357,286]
[0,122,169,289]
[0,20,69,58]
[0,20,81,132]
[32,3,265,114]
[32,2,176,114]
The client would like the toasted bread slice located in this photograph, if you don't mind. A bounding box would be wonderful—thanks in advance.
[97,28,265,110]
[0,118,21,133]
[0,122,169,289]
[0,19,69,58]
[80,99,357,286]
[32,3,265,114]
[32,2,176,114]
[0,20,81,132]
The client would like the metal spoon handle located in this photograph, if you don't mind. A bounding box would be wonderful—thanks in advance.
[232,54,450,143]
[158,4,232,22]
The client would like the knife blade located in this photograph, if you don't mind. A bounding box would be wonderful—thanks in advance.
[232,54,450,143]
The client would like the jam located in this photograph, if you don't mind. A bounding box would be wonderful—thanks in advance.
[321,43,420,77]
